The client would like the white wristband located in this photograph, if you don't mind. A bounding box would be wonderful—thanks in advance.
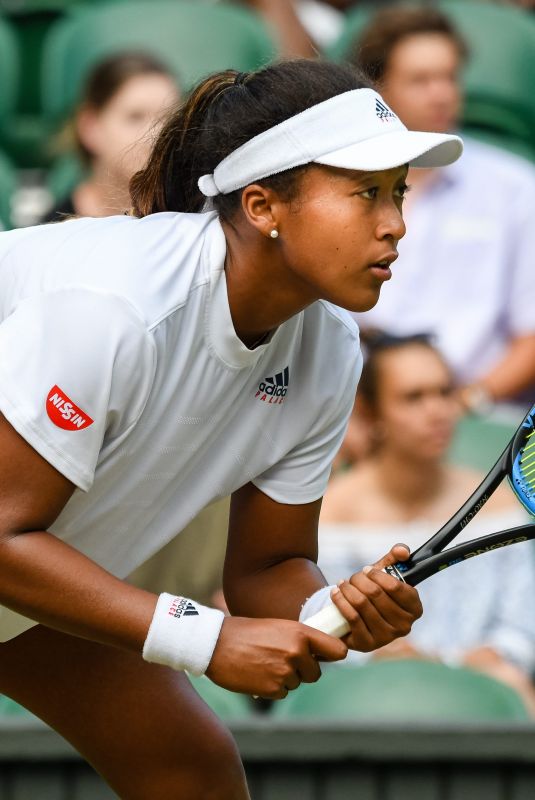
[142,593,225,676]
[299,585,337,622]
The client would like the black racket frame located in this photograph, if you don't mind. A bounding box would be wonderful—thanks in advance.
[385,406,535,586]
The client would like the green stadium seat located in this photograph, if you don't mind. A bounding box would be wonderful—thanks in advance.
[325,5,371,64]
[0,694,31,716]
[438,0,535,161]
[187,674,253,721]
[327,0,535,162]
[271,661,530,721]
[0,15,19,125]
[45,152,85,204]
[0,2,77,167]
[40,0,277,124]
[0,150,17,229]
[447,412,518,472]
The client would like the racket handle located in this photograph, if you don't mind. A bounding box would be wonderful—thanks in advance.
[303,567,405,639]
[303,602,351,638]
[384,564,407,582]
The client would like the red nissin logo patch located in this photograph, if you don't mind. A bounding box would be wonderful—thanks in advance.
[46,385,93,431]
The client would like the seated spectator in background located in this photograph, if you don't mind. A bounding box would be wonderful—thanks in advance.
[236,0,361,56]
[349,5,535,412]
[43,52,180,222]
[320,333,535,713]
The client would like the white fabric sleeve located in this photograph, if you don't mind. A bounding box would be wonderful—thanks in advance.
[252,353,361,504]
[0,288,156,490]
[504,171,535,336]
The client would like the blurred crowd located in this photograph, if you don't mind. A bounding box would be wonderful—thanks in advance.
[2,0,535,718]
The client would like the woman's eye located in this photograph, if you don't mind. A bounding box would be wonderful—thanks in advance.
[395,183,411,199]
[360,187,378,200]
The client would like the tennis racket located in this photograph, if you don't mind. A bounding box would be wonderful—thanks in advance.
[306,403,535,638]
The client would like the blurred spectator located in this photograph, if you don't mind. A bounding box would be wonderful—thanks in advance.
[349,5,535,412]
[234,0,317,56]
[235,0,362,55]
[43,52,180,222]
[320,333,535,713]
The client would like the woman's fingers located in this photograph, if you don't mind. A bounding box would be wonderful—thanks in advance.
[328,555,423,652]
[347,574,417,631]
[207,617,343,699]
[329,583,377,651]
[359,565,423,618]
[373,543,411,571]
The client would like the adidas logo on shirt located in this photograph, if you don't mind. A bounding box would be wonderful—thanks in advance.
[375,98,396,122]
[167,596,199,619]
[255,366,289,405]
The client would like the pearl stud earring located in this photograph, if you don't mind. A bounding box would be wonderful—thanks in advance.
[270,229,279,239]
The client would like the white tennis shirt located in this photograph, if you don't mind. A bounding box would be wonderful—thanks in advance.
[0,211,361,639]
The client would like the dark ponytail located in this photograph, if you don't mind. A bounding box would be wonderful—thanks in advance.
[130,59,372,220]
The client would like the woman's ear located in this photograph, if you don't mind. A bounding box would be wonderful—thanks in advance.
[240,184,281,240]
[75,106,104,158]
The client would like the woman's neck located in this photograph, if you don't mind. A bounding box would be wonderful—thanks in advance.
[221,219,318,349]
[372,448,446,520]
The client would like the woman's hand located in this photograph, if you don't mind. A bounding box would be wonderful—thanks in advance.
[330,544,423,653]
[206,616,347,699]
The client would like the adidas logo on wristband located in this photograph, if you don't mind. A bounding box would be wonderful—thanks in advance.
[168,596,199,619]
[144,593,225,676]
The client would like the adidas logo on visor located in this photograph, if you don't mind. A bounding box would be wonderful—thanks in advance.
[255,366,289,405]
[375,98,396,122]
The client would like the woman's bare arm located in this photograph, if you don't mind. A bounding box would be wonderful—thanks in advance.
[225,482,423,652]
[0,414,348,698]
[0,413,157,650]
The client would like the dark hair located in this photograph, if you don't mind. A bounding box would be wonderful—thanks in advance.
[130,59,372,220]
[76,52,177,163]
[351,5,468,86]
[358,330,442,407]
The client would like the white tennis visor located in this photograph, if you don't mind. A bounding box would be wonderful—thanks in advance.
[198,88,463,197]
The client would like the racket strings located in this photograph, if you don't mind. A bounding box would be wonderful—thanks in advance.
[512,428,535,512]
[520,431,535,478]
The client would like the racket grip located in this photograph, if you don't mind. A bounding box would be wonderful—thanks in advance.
[303,602,351,638]
[303,566,406,639]
[384,564,407,582]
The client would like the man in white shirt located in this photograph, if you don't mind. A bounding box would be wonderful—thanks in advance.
[351,5,535,411]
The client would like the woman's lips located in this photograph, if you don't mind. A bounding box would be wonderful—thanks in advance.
[369,264,392,281]
[368,252,397,281]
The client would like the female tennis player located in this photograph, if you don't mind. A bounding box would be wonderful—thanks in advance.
[0,60,461,798]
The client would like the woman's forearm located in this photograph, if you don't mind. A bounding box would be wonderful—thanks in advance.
[0,528,157,650]
[224,555,328,621]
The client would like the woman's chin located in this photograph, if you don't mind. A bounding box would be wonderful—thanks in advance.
[341,292,382,314]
